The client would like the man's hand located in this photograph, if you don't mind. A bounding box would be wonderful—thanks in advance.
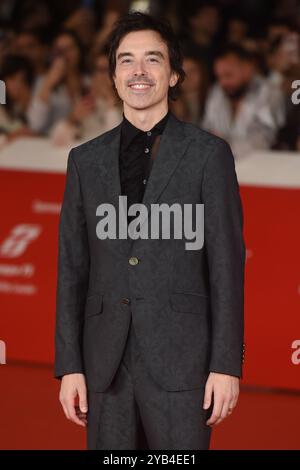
[59,373,88,427]
[203,372,239,426]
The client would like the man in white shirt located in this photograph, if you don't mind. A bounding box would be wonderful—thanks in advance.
[202,44,285,157]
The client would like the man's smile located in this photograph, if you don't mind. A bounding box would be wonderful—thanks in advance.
[128,82,154,92]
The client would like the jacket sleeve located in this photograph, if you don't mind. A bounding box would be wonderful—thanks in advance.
[54,148,90,379]
[201,139,246,378]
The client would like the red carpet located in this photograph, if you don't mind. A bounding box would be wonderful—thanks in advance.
[1,362,299,450]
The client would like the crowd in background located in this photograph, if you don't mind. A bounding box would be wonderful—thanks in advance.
[0,0,299,156]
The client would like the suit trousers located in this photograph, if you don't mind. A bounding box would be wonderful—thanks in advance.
[86,314,212,450]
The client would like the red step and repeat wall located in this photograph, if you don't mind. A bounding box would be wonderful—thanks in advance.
[0,154,299,389]
[241,185,300,389]
[0,169,65,364]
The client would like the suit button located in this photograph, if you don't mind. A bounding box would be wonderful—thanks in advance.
[121,297,131,305]
[129,256,139,266]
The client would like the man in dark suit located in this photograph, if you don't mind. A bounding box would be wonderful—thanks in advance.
[54,12,246,450]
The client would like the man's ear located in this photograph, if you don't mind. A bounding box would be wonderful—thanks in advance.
[170,71,179,88]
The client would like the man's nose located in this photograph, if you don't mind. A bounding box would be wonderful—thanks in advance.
[133,61,147,76]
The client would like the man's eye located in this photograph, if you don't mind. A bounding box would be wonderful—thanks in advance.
[121,59,131,63]
[149,58,158,62]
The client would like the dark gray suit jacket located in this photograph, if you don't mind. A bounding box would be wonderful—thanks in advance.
[54,111,246,392]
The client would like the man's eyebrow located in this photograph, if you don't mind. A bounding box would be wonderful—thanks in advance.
[145,50,165,59]
[117,52,134,60]
[116,50,165,60]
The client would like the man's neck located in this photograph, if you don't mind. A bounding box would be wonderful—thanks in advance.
[123,103,169,131]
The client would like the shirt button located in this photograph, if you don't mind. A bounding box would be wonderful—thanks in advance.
[129,256,139,266]
[143,178,147,185]
[147,131,152,136]
[144,147,150,153]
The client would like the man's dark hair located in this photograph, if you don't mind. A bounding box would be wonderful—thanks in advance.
[107,11,185,100]
[0,54,34,87]
[214,44,254,63]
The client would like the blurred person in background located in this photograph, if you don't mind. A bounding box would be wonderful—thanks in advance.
[63,4,97,49]
[50,48,122,146]
[27,29,89,135]
[226,16,249,46]
[202,44,286,156]
[8,0,53,32]
[12,28,50,86]
[273,63,300,151]
[266,32,300,87]
[181,1,221,76]
[0,27,16,65]
[171,49,208,124]
[88,9,121,69]
[265,31,300,151]
[0,54,37,146]
[265,18,294,45]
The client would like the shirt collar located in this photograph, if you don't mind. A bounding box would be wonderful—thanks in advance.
[120,110,170,149]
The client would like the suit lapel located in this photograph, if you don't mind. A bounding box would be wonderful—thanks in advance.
[92,111,192,252]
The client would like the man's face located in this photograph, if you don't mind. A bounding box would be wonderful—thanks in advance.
[214,54,253,99]
[113,29,178,111]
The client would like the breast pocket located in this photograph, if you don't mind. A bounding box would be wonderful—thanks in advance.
[84,293,104,317]
[170,291,209,314]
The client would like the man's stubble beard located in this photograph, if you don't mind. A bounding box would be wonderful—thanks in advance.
[223,82,250,100]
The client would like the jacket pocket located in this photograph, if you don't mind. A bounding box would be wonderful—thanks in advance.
[85,294,104,317]
[170,291,209,314]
